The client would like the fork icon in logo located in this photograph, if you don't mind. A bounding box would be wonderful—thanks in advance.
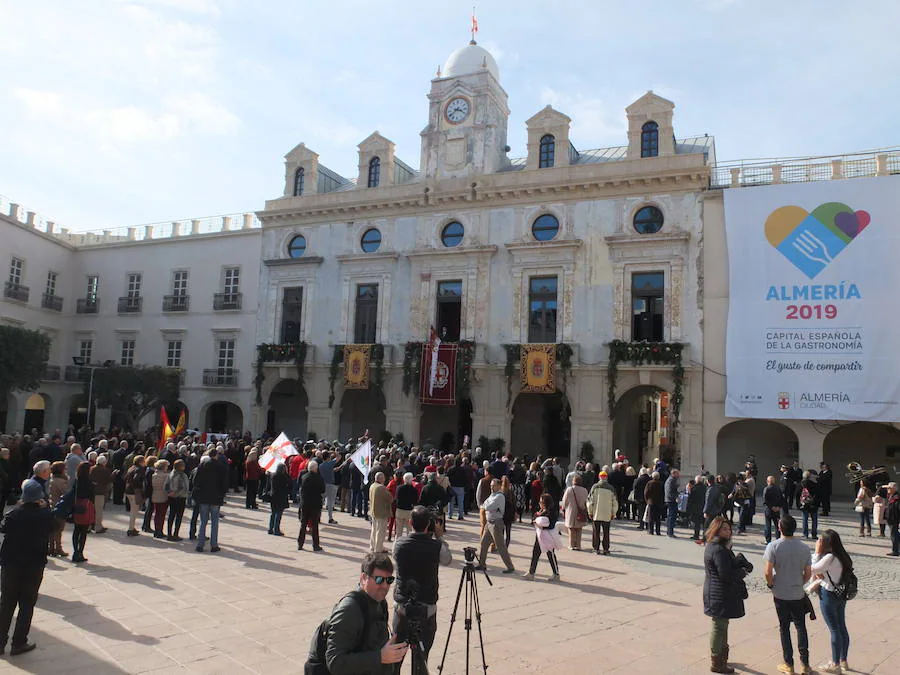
[792,229,833,266]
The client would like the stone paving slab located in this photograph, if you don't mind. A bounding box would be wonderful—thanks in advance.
[1,496,898,674]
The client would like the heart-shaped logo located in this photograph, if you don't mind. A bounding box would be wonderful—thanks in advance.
[765,202,871,279]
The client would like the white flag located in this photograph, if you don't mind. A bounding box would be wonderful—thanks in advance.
[428,326,441,397]
[258,432,299,472]
[350,439,373,485]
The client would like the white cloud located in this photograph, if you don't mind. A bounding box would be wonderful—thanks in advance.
[539,87,626,148]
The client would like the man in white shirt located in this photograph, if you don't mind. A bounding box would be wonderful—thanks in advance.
[475,479,515,574]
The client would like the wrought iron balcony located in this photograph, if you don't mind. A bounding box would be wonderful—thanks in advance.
[41,364,61,381]
[213,292,242,311]
[76,298,99,314]
[162,294,190,312]
[202,368,239,387]
[64,365,91,382]
[117,296,143,313]
[41,293,63,311]
[4,281,29,302]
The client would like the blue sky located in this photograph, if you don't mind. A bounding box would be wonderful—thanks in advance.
[0,0,897,231]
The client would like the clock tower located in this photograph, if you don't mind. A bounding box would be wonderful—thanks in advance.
[420,41,510,179]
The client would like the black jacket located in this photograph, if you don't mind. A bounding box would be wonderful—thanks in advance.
[0,502,55,567]
[818,470,833,496]
[687,483,707,517]
[395,484,418,511]
[324,590,391,675]
[191,460,229,505]
[447,466,467,488]
[393,532,447,605]
[269,468,291,511]
[633,474,651,504]
[763,484,785,510]
[418,480,448,509]
[703,540,747,619]
[299,471,326,510]
[644,478,664,506]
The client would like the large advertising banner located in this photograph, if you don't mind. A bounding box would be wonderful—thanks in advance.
[724,175,900,421]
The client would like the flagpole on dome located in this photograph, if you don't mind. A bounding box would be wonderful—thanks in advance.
[470,7,478,44]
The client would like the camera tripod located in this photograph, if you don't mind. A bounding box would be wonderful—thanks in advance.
[436,556,492,675]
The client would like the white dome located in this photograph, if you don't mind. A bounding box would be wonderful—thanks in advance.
[442,42,499,81]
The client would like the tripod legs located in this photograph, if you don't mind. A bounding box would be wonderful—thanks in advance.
[437,565,488,675]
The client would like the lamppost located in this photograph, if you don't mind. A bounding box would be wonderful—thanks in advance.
[72,358,114,429]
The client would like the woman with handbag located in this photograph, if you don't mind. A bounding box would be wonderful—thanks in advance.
[854,484,874,536]
[47,461,70,557]
[72,462,96,563]
[811,529,853,673]
[561,474,589,550]
[523,493,563,582]
[703,516,749,674]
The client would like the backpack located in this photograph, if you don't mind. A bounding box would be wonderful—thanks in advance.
[799,487,813,508]
[304,590,371,675]
[827,569,858,601]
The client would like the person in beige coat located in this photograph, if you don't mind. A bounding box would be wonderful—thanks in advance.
[586,471,618,555]
[369,472,392,552]
[561,475,589,550]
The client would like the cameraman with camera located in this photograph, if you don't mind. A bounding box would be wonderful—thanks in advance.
[391,505,452,669]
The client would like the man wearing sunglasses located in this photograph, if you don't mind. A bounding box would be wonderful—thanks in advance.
[324,551,408,674]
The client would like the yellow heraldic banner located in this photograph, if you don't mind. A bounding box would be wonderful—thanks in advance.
[343,344,371,389]
[520,344,556,393]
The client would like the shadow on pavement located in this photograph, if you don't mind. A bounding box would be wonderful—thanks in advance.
[39,594,160,645]
[560,579,689,605]
[5,627,130,674]
[86,564,173,591]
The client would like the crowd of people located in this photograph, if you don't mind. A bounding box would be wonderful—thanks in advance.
[0,428,897,672]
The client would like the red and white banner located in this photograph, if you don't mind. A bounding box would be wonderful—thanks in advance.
[420,343,458,406]
[258,432,299,472]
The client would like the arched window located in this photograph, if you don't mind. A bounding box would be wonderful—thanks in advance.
[441,221,464,247]
[641,121,659,158]
[293,167,304,196]
[367,157,381,188]
[539,134,556,168]
[532,213,560,241]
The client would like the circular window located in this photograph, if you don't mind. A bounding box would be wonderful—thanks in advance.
[441,221,464,248]
[633,206,664,234]
[360,228,382,253]
[531,213,560,241]
[287,234,307,258]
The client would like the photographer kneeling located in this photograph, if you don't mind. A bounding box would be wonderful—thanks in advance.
[392,505,453,666]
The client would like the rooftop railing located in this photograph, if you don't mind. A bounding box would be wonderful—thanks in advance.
[710,147,900,189]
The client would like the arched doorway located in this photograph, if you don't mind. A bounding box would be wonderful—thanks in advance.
[339,389,386,443]
[24,393,49,434]
[612,386,673,467]
[716,420,798,484]
[511,392,570,458]
[419,398,473,453]
[824,422,900,498]
[267,379,309,439]
[205,401,243,433]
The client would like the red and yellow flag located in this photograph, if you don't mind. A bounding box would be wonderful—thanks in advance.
[157,406,174,450]
[520,344,556,394]
[174,409,186,436]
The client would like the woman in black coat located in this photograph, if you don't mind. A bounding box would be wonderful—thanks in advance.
[687,477,707,542]
[298,460,326,551]
[703,516,749,674]
[267,463,291,535]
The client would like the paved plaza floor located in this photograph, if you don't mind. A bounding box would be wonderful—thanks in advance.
[2,496,898,674]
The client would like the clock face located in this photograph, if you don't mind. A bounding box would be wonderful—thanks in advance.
[445,97,470,124]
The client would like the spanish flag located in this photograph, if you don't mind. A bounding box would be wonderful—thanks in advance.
[157,406,174,450]
[174,409,186,436]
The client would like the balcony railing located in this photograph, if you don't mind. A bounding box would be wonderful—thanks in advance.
[203,368,239,387]
[64,365,91,382]
[41,293,63,311]
[41,364,61,381]
[76,298,99,314]
[213,292,242,311]
[117,296,143,314]
[162,294,190,312]
[3,281,29,302]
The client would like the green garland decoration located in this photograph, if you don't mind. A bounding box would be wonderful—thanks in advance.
[456,340,476,401]
[372,344,385,400]
[556,343,574,390]
[501,344,520,409]
[402,342,423,397]
[607,340,685,426]
[255,342,308,405]
[328,345,343,408]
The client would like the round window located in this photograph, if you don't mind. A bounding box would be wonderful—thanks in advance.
[531,213,560,241]
[287,234,307,258]
[633,206,664,234]
[361,228,382,253]
[441,221,464,248]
